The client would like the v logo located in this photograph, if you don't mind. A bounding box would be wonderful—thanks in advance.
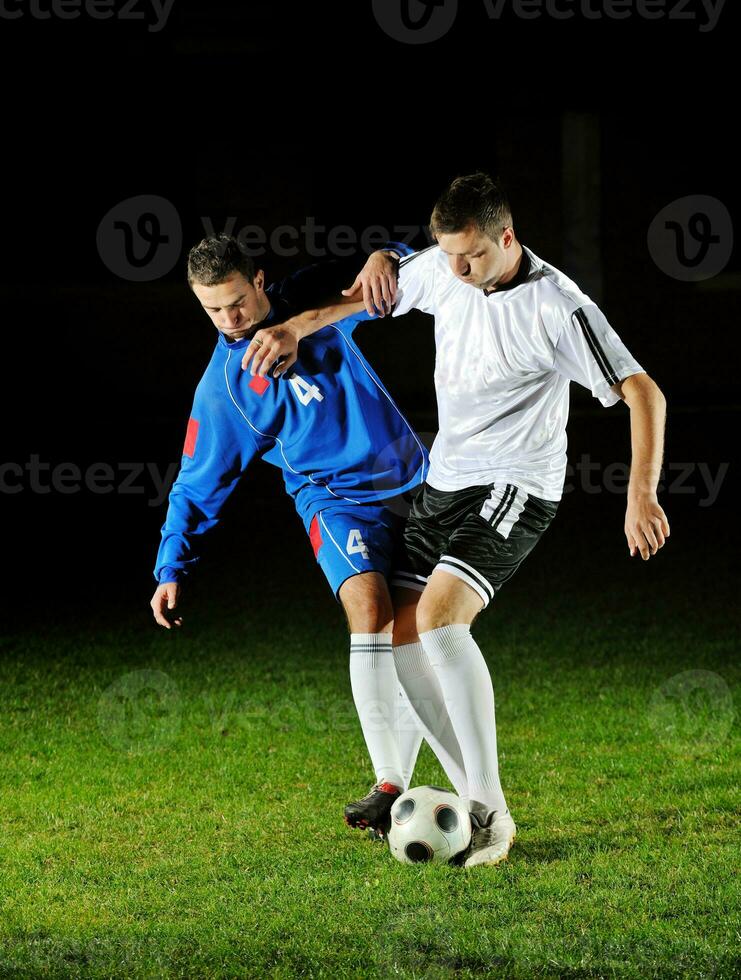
[399,0,448,31]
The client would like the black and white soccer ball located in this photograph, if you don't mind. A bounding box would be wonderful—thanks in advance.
[387,786,472,865]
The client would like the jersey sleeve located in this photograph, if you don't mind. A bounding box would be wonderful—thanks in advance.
[553,304,645,407]
[271,256,361,318]
[154,385,262,585]
[392,247,438,317]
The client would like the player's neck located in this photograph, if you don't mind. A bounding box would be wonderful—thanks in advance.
[228,298,274,343]
[497,241,523,286]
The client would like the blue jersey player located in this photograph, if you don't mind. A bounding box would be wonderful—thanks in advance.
[151,235,468,839]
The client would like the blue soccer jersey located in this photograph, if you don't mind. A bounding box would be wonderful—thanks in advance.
[154,250,428,586]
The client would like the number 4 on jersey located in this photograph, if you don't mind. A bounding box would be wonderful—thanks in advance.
[288,373,324,406]
[346,529,369,560]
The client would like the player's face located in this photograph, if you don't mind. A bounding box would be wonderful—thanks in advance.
[436,225,511,291]
[192,272,267,340]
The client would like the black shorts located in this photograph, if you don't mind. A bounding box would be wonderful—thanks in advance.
[391,482,559,609]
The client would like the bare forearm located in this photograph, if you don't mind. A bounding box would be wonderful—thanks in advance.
[291,297,366,340]
[626,384,667,498]
[241,296,366,376]
[610,373,670,560]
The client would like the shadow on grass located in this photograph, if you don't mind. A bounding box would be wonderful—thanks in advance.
[512,832,626,864]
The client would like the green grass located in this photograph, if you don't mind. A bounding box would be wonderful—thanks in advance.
[0,516,739,978]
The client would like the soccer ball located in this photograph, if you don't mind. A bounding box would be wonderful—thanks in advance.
[387,785,472,865]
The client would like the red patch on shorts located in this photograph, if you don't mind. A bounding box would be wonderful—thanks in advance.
[309,515,323,557]
[249,375,271,396]
[183,417,199,458]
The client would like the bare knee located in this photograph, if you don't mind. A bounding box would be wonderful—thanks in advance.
[339,572,394,634]
[416,596,451,634]
[416,570,484,634]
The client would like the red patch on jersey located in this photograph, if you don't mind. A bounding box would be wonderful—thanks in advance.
[183,417,199,458]
[309,515,323,557]
[249,375,271,396]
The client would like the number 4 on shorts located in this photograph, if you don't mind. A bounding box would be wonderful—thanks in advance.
[346,529,369,560]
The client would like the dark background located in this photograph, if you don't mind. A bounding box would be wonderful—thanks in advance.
[0,0,737,626]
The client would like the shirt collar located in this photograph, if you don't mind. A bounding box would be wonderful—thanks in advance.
[483,246,532,297]
[216,302,276,350]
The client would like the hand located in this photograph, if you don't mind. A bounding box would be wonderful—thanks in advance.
[624,492,670,560]
[342,251,400,318]
[150,582,182,629]
[241,322,301,378]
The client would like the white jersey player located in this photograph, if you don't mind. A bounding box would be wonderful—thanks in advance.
[255,172,670,868]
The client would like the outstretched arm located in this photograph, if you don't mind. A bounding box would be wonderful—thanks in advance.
[242,294,366,377]
[151,400,261,627]
[612,373,670,561]
[242,248,406,378]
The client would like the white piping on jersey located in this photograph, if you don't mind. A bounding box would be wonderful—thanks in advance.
[222,349,362,505]
[319,511,362,574]
[329,325,429,485]
[398,243,438,270]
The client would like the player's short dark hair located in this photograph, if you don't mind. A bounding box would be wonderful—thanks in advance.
[187,234,256,288]
[430,173,513,242]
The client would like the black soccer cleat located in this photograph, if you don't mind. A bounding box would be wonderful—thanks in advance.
[344,781,402,836]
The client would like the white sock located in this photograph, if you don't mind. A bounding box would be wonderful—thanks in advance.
[349,633,404,789]
[393,641,469,804]
[419,625,508,817]
[393,683,424,791]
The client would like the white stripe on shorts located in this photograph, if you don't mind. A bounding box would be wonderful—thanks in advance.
[479,484,529,539]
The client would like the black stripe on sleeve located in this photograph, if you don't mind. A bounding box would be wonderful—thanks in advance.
[398,244,438,270]
[573,308,620,386]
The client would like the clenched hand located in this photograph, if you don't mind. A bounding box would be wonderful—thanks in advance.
[151,582,182,629]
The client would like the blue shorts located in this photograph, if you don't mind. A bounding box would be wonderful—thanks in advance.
[307,501,405,600]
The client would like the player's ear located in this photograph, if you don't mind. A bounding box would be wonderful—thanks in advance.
[252,269,266,294]
[501,227,515,249]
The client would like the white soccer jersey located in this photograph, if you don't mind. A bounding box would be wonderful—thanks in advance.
[393,244,645,502]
